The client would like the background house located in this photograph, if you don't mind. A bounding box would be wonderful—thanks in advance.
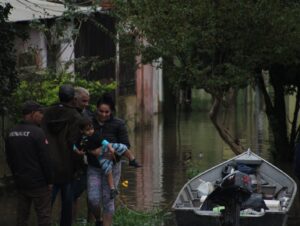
[4,0,163,125]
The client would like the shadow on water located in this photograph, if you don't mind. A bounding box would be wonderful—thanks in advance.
[1,96,300,225]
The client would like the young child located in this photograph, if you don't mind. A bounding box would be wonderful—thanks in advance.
[73,117,141,199]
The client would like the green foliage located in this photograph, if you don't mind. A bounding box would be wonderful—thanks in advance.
[0,3,18,115]
[52,206,168,226]
[186,161,203,180]
[10,70,116,121]
[113,206,167,226]
[113,0,255,93]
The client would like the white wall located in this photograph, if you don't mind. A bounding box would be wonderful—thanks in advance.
[14,28,47,69]
[56,24,75,73]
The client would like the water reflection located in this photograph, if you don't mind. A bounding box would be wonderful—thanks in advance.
[120,114,165,210]
[122,110,245,211]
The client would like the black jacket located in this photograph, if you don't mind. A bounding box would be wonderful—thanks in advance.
[88,115,130,168]
[42,103,83,183]
[5,121,53,190]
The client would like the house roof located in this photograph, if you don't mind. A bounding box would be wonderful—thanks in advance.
[0,0,98,22]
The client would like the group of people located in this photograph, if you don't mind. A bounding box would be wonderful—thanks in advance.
[5,84,141,226]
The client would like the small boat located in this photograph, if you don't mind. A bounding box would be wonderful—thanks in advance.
[172,149,297,226]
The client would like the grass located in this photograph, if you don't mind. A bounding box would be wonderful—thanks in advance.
[53,206,170,226]
[113,206,170,226]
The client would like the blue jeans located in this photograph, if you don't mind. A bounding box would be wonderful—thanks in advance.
[51,183,73,226]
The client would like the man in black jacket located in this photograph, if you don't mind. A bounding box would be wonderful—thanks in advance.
[73,87,94,222]
[42,84,83,226]
[5,101,53,226]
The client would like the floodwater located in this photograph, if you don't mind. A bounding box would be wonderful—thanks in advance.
[0,91,300,225]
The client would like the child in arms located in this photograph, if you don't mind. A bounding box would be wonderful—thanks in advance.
[73,117,141,199]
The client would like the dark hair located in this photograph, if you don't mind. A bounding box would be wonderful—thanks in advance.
[22,100,43,115]
[59,84,75,103]
[96,93,116,112]
[78,117,93,130]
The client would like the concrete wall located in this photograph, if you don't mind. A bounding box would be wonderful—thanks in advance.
[135,59,163,126]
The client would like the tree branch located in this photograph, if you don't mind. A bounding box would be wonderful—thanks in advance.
[256,72,274,115]
[209,94,243,155]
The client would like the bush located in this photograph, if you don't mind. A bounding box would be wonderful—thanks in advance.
[10,70,116,121]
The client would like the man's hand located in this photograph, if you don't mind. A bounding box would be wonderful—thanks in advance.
[74,149,85,156]
[90,147,101,157]
[103,150,114,160]
[108,144,115,154]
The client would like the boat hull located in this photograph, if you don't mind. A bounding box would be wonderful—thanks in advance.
[174,210,287,226]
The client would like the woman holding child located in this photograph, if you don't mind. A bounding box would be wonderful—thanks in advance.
[86,94,140,226]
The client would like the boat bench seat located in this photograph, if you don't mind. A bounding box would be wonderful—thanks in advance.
[178,185,202,208]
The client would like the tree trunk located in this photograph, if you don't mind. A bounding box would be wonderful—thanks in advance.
[208,93,243,155]
[256,72,292,160]
[290,86,300,148]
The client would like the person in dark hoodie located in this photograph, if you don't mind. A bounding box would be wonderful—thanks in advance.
[42,84,83,226]
[72,86,93,223]
[5,100,53,226]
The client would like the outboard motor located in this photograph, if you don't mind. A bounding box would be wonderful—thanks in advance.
[201,171,252,226]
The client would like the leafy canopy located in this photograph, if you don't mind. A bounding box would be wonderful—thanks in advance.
[0,3,18,115]
[114,0,300,94]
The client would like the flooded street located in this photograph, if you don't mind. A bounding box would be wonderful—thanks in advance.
[122,111,300,226]
[1,92,300,225]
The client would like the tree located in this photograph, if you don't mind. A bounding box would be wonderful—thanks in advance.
[113,0,300,159]
[251,1,300,159]
[0,3,18,116]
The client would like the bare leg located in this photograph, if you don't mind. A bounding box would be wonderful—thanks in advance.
[107,172,115,189]
[122,150,135,161]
